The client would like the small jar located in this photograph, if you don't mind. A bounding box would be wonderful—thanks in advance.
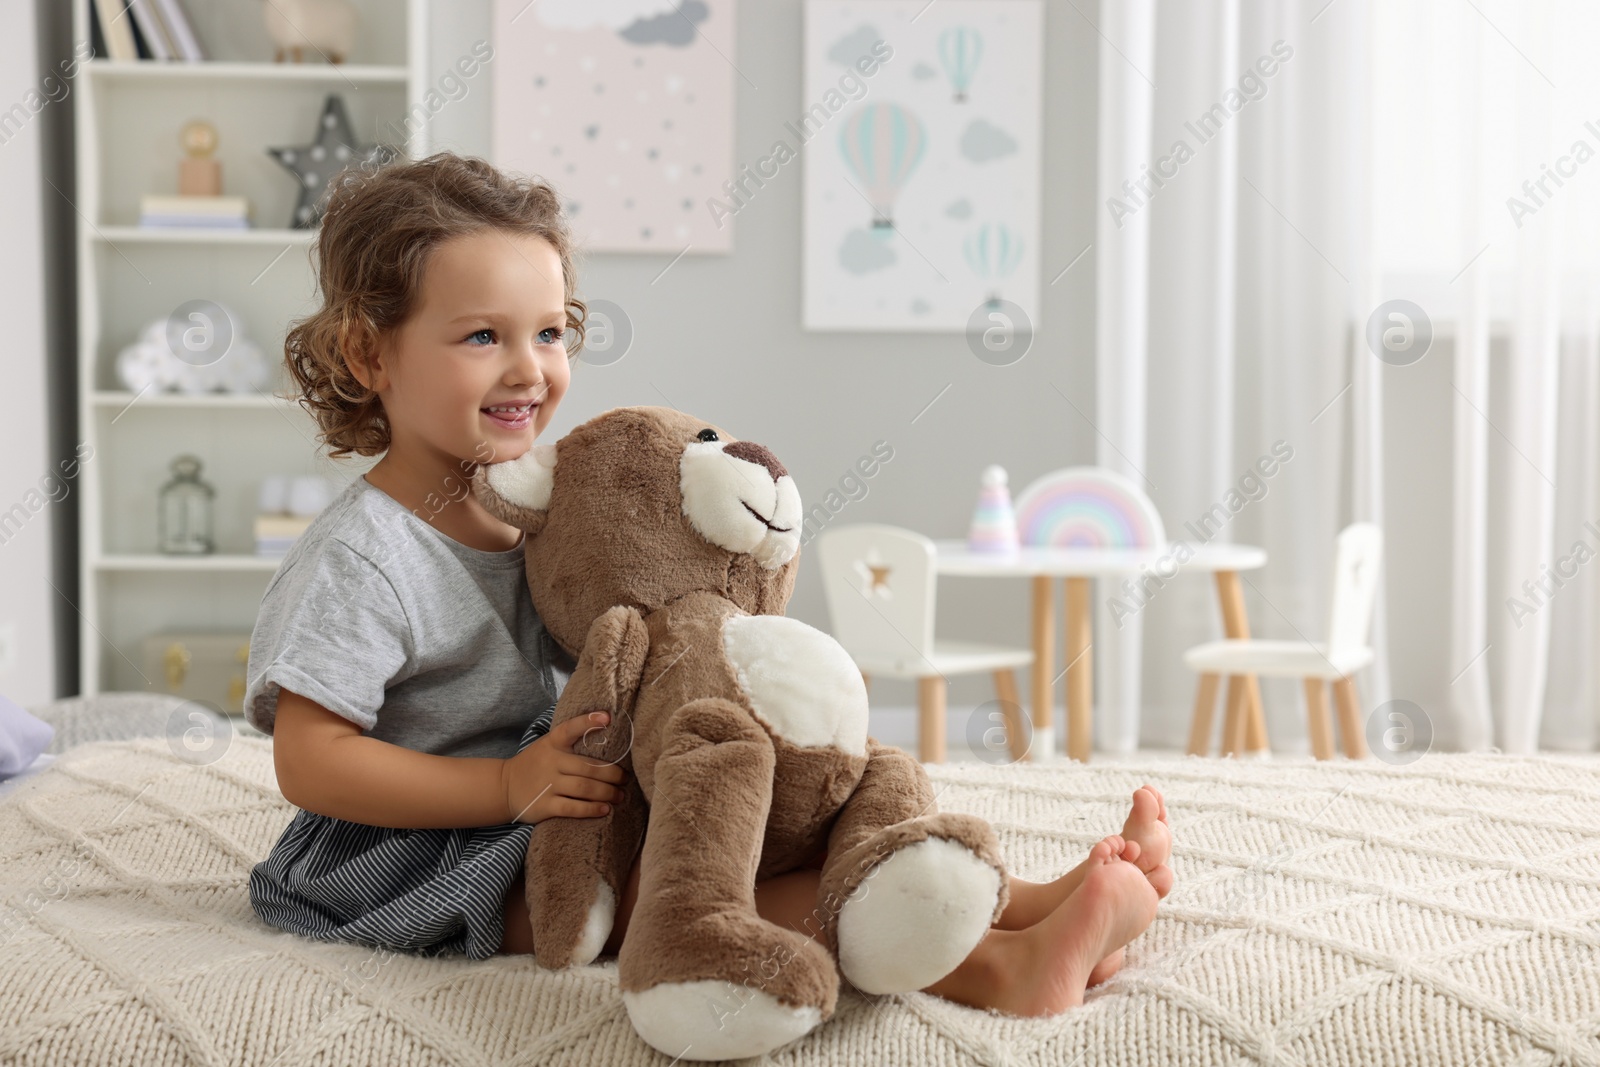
[159,454,215,555]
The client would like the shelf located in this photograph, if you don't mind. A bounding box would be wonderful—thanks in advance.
[92,391,300,410]
[95,554,285,572]
[75,0,428,697]
[92,226,317,246]
[85,60,409,85]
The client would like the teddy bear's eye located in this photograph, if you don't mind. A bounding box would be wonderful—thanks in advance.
[697,428,719,442]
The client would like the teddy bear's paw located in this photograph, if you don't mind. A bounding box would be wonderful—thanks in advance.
[622,979,823,1061]
[530,873,621,970]
[567,882,615,967]
[618,906,837,1058]
[836,834,1004,995]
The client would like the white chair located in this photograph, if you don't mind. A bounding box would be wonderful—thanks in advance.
[815,524,1033,763]
[1184,522,1382,760]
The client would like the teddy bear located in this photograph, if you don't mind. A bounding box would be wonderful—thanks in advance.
[471,405,1010,1061]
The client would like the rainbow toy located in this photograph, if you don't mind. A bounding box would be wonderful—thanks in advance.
[966,464,1019,554]
[1011,467,1166,549]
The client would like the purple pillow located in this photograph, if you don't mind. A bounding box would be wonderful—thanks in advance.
[0,691,54,778]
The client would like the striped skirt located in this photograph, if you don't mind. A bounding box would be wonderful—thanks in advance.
[248,710,553,960]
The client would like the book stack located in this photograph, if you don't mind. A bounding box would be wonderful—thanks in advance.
[91,0,207,61]
[139,194,253,230]
[254,514,314,557]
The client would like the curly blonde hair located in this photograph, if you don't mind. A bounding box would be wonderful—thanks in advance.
[284,151,587,459]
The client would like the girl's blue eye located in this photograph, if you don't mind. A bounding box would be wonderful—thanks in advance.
[538,327,564,346]
[466,328,494,346]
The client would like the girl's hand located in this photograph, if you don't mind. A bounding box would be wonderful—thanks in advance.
[501,711,629,824]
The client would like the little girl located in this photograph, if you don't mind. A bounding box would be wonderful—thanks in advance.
[244,150,1175,1016]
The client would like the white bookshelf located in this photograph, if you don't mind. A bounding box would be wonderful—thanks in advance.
[94,554,286,572]
[91,226,318,246]
[73,0,431,697]
[91,390,298,409]
[86,59,411,84]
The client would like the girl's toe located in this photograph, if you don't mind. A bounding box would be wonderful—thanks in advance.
[1133,788,1158,818]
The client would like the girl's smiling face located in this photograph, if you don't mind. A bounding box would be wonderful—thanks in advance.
[361,228,573,470]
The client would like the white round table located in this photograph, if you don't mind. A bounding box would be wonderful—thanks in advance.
[932,540,1269,762]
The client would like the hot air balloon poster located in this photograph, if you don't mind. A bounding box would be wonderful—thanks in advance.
[803,0,1042,331]
[490,0,736,253]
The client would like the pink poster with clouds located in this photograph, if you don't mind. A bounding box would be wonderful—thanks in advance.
[491,0,737,254]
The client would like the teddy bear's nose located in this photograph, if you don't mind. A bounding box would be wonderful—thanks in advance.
[722,440,788,481]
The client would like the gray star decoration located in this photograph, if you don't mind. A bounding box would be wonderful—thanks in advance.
[267,94,399,229]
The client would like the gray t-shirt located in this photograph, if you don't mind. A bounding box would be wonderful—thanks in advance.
[243,473,573,759]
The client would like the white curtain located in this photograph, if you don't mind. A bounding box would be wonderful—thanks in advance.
[1369,0,1600,754]
[1092,0,1156,754]
[1096,0,1600,755]
[1418,0,1600,753]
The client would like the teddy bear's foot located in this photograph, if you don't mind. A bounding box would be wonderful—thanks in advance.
[619,909,838,1060]
[828,811,1007,995]
[622,978,823,1061]
[617,695,841,1060]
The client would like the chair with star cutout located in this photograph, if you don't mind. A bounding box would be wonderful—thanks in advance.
[816,524,1034,763]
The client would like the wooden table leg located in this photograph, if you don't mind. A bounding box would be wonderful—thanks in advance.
[1215,570,1269,755]
[1065,576,1093,763]
[1030,575,1055,762]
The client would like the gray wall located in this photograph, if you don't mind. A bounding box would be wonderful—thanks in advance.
[426,1,1101,730]
[0,0,73,706]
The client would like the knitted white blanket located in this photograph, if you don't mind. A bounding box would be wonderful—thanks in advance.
[3,737,1598,1066]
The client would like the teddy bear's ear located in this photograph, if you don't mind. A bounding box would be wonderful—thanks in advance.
[472,443,556,534]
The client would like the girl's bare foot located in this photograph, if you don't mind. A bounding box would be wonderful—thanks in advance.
[1004,787,1173,932]
[1121,785,1172,892]
[1086,946,1124,987]
[1002,834,1158,1014]
[926,834,1159,1016]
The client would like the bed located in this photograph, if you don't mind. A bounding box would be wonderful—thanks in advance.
[4,697,1599,1066]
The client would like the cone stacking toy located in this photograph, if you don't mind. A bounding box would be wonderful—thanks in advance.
[967,464,1019,554]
